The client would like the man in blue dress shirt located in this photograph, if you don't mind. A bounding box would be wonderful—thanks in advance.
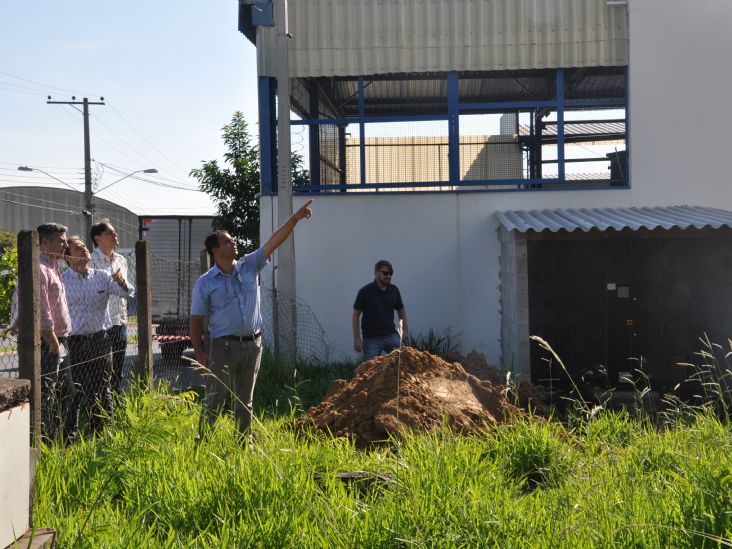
[190,199,313,440]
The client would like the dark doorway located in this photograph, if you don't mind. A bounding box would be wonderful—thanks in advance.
[527,228,732,392]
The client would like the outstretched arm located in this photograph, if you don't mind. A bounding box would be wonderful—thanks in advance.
[262,199,314,258]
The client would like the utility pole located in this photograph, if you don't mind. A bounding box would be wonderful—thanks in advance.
[275,0,296,366]
[48,96,105,244]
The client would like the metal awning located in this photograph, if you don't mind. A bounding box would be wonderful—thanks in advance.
[495,206,732,233]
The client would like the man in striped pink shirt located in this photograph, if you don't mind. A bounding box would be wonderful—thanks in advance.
[11,223,73,440]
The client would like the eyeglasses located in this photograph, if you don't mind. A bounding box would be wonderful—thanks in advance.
[379,270,393,276]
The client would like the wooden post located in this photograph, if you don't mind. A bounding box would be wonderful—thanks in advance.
[135,240,153,385]
[16,230,41,445]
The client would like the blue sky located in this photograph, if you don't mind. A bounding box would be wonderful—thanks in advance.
[0,1,259,216]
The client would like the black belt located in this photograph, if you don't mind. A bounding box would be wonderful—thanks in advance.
[69,331,106,342]
[218,332,261,342]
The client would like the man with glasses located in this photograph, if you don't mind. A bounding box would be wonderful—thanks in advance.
[352,260,410,361]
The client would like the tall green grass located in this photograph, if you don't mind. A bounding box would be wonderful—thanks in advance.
[33,387,732,547]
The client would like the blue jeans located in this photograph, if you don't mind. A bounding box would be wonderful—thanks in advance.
[363,332,402,361]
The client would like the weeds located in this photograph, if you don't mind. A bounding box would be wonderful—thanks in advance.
[27,337,732,547]
[405,327,460,358]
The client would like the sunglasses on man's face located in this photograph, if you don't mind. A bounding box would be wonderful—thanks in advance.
[379,270,393,276]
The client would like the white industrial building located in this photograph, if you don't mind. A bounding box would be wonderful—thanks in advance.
[240,0,732,390]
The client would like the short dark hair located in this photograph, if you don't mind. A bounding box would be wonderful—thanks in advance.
[204,230,227,260]
[90,218,113,248]
[374,260,393,273]
[37,223,67,244]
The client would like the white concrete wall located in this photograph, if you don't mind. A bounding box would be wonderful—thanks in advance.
[628,0,732,209]
[260,1,732,365]
[0,403,30,548]
[261,191,629,365]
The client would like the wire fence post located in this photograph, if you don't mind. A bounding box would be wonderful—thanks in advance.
[135,240,153,385]
[199,248,210,276]
[199,249,210,351]
[16,230,41,445]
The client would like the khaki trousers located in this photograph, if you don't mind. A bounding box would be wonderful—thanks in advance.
[199,335,263,436]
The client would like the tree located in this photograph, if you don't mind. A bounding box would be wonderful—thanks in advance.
[191,112,309,254]
[0,232,17,326]
[0,230,14,254]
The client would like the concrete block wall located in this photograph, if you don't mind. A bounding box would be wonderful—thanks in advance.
[499,228,530,379]
[0,379,30,548]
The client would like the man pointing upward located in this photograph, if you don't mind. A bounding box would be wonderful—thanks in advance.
[190,199,314,442]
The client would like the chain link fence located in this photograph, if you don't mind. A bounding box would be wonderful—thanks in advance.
[4,235,340,440]
[0,328,18,378]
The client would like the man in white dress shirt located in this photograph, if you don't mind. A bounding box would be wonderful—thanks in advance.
[89,219,131,394]
[62,236,134,437]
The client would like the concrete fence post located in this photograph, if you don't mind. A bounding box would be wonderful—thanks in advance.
[199,248,210,274]
[135,240,153,385]
[16,230,41,445]
[198,249,210,352]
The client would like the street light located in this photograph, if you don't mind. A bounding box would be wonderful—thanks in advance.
[18,164,157,244]
[17,165,81,193]
[95,168,158,193]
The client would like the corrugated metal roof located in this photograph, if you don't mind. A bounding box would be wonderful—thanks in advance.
[518,122,625,137]
[292,66,625,118]
[495,206,732,233]
[254,0,629,78]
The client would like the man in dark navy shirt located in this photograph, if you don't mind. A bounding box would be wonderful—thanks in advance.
[352,260,410,361]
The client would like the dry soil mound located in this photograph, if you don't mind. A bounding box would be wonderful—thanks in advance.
[300,347,540,448]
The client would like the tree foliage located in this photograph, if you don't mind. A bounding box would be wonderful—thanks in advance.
[191,112,309,254]
[0,230,14,253]
[0,243,17,326]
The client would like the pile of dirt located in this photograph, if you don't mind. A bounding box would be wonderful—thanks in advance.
[443,349,510,385]
[300,347,545,448]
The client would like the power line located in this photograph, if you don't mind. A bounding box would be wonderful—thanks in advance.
[99,160,200,189]
[0,161,83,172]
[106,101,190,177]
[62,106,150,170]
[97,186,149,213]
[0,197,81,216]
[0,84,47,97]
[0,179,84,189]
[0,68,98,97]
[0,173,84,183]
[0,79,51,95]
[91,111,163,170]
[127,173,202,192]
[101,162,201,192]
[0,188,85,210]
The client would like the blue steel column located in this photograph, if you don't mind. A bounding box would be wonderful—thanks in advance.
[309,85,321,191]
[556,69,565,182]
[447,72,460,186]
[358,76,366,186]
[258,76,277,195]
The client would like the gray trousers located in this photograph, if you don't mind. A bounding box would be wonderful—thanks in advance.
[199,335,263,436]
